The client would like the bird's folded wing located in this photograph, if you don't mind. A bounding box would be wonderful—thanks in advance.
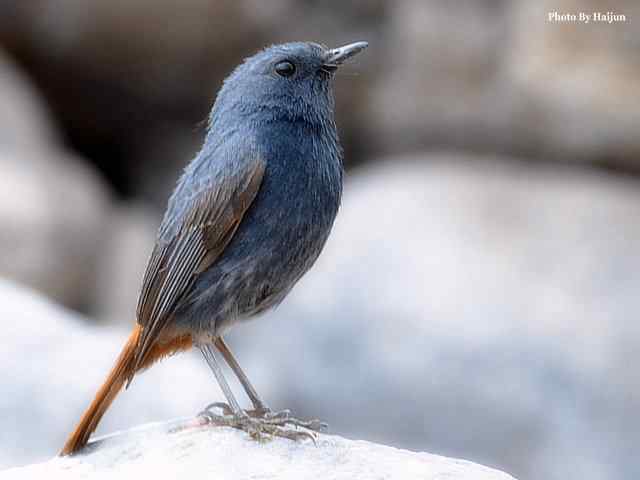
[131,156,265,375]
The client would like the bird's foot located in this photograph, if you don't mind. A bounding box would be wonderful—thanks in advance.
[198,403,328,442]
[247,407,328,432]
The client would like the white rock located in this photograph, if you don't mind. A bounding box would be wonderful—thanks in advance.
[0,150,111,307]
[92,204,159,325]
[0,49,61,153]
[0,419,516,480]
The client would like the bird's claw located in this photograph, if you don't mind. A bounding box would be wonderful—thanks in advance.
[245,407,288,420]
[198,401,234,417]
[246,407,327,431]
[198,404,327,443]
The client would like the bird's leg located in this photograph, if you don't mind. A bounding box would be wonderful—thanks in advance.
[197,343,327,442]
[214,337,271,416]
[198,343,244,417]
[214,337,325,430]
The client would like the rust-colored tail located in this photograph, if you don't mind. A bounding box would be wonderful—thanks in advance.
[60,326,192,456]
[60,326,141,456]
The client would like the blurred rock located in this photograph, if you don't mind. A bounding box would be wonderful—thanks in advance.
[0,48,60,153]
[368,1,512,155]
[225,154,640,480]
[507,0,640,166]
[0,150,111,308]
[367,1,640,168]
[92,204,159,325]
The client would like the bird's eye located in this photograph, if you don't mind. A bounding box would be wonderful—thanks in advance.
[275,61,296,77]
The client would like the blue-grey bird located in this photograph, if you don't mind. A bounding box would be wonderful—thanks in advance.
[61,40,368,455]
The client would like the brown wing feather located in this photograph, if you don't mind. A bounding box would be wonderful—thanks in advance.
[130,158,265,379]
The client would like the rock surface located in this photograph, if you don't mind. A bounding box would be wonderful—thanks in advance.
[0,419,516,480]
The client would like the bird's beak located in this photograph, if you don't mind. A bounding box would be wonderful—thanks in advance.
[324,41,368,69]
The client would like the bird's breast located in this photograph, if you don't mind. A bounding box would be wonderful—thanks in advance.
[252,124,342,256]
[176,121,342,335]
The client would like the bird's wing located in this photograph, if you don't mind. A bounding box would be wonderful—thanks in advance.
[132,155,265,373]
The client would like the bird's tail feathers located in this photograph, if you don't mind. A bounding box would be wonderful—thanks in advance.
[60,325,142,456]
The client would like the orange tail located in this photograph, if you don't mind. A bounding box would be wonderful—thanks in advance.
[60,326,192,456]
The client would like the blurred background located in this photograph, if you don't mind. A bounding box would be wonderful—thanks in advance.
[0,1,638,479]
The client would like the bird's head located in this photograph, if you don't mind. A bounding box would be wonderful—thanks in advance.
[210,41,368,127]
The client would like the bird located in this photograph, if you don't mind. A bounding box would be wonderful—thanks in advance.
[60,40,368,456]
